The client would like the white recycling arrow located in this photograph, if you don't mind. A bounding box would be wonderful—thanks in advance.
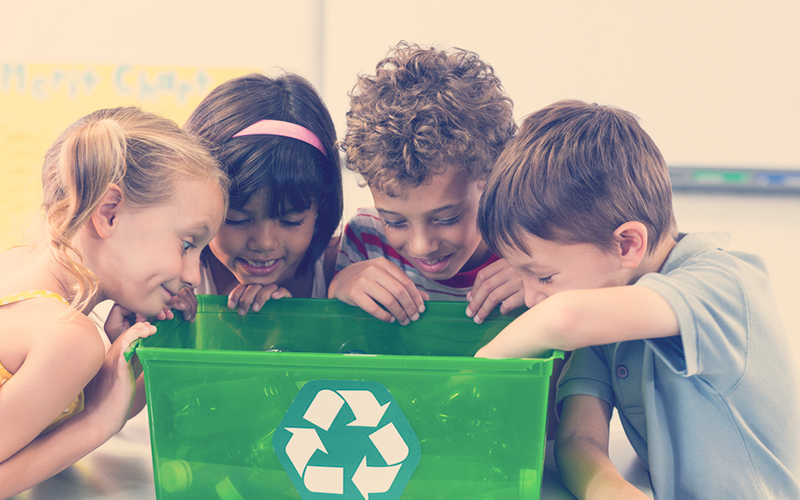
[338,390,390,427]
[285,427,327,476]
[369,422,409,465]
[352,457,402,500]
[304,465,344,494]
[303,389,345,431]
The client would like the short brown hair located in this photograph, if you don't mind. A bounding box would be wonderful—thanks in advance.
[344,41,516,196]
[478,100,675,255]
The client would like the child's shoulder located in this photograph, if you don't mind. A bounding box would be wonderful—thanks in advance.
[664,232,766,279]
[642,232,773,314]
[344,207,383,234]
[0,298,103,376]
[39,310,104,362]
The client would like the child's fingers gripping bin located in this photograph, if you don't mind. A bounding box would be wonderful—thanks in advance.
[130,295,563,500]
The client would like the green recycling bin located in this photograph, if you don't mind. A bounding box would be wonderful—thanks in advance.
[130,296,562,500]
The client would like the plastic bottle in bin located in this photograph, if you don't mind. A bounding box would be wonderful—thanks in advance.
[400,455,519,499]
[159,459,299,499]
[434,379,503,444]
[170,375,295,438]
[159,458,227,495]
[173,433,255,468]
[215,467,300,500]
[166,421,288,476]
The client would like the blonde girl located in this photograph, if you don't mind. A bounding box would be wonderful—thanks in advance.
[0,107,227,497]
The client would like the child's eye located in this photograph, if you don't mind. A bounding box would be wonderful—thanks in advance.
[182,241,194,253]
[435,215,460,226]
[225,218,248,227]
[382,219,407,229]
[538,275,553,285]
[279,218,305,228]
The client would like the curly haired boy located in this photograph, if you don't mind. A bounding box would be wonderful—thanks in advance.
[330,41,523,325]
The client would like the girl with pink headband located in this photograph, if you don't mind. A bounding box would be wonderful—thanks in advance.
[177,73,343,315]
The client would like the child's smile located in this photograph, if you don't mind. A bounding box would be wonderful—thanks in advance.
[371,165,489,281]
[412,254,453,274]
[208,189,317,291]
[238,257,281,276]
[100,178,224,317]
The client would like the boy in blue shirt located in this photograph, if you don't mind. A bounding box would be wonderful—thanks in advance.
[476,100,800,499]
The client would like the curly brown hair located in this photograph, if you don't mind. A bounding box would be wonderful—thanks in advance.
[343,41,517,196]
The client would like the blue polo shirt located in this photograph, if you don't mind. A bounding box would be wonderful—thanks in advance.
[557,232,800,499]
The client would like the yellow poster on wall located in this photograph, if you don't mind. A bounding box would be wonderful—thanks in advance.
[0,62,255,248]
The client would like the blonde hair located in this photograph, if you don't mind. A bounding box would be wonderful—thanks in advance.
[41,106,228,311]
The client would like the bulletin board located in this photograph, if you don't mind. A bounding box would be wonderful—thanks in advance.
[0,62,254,249]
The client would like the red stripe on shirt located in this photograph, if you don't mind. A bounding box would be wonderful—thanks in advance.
[360,232,415,267]
[343,223,368,259]
[434,254,501,288]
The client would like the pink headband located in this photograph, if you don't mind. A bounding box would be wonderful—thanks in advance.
[232,120,327,157]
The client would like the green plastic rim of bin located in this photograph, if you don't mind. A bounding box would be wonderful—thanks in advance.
[128,296,562,363]
[131,296,564,500]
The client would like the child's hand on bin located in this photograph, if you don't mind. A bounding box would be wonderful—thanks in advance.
[466,258,525,324]
[328,257,429,326]
[227,282,291,315]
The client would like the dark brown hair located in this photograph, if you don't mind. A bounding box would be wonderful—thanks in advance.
[184,73,342,278]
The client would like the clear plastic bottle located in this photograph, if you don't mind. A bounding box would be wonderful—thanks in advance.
[158,458,228,495]
[158,459,299,499]
[169,375,294,440]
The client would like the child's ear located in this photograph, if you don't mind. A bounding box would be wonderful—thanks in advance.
[90,184,124,238]
[613,221,648,269]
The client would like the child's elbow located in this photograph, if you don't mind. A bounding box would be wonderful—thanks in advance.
[539,292,588,352]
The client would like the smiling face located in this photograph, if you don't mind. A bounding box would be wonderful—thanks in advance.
[208,189,317,289]
[370,165,490,281]
[500,232,629,308]
[101,178,225,316]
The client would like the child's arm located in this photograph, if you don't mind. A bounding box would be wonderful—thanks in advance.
[465,258,525,324]
[476,285,679,358]
[328,258,429,325]
[0,322,155,498]
[555,395,649,500]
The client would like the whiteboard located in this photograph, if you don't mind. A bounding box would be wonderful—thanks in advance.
[322,1,800,171]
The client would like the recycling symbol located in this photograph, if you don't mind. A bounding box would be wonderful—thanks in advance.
[273,380,421,500]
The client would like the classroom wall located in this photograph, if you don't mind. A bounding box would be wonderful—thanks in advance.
[2,0,798,364]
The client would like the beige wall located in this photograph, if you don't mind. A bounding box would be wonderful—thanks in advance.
[2,0,798,364]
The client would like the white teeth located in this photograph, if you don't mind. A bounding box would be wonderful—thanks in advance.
[245,259,277,268]
[420,256,446,265]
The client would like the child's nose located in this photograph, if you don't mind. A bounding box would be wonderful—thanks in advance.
[247,225,279,252]
[525,287,547,308]
[182,255,202,289]
[408,229,436,256]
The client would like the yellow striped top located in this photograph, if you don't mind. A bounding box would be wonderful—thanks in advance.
[0,290,84,434]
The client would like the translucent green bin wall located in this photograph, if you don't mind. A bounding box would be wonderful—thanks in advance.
[132,296,562,500]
